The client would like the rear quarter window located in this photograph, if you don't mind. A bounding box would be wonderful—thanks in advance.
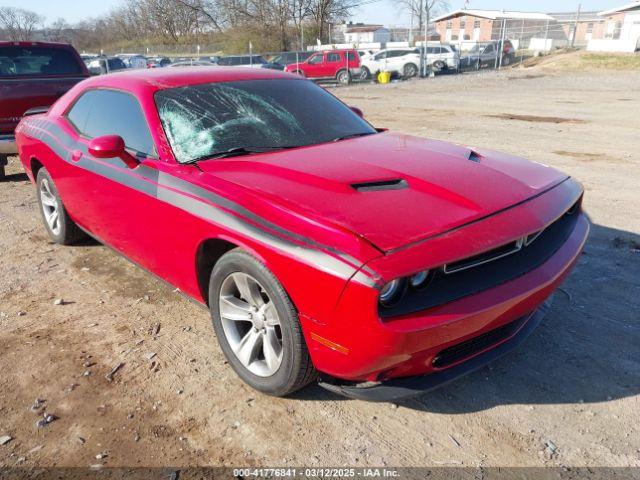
[0,46,83,77]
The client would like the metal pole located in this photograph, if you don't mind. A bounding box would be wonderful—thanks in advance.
[544,19,549,52]
[519,18,525,65]
[571,3,582,48]
[423,1,429,77]
[496,18,506,69]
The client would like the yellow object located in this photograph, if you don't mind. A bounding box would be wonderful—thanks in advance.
[378,71,391,84]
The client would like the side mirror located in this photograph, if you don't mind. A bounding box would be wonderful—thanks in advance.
[350,106,364,118]
[88,135,139,169]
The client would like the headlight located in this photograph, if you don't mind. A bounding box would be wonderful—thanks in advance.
[379,279,406,307]
[379,270,432,309]
[410,270,430,289]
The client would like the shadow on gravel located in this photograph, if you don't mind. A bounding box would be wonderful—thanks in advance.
[0,172,28,182]
[397,222,640,413]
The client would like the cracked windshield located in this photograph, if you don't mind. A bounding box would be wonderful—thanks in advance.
[155,79,376,163]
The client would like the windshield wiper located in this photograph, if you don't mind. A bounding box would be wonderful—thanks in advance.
[184,145,303,164]
[331,132,376,142]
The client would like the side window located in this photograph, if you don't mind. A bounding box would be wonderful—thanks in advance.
[308,54,323,64]
[67,90,155,157]
[374,52,386,60]
[485,44,495,54]
[346,52,357,61]
[327,53,341,62]
[66,91,94,133]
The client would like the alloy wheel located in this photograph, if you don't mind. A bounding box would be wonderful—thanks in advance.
[337,70,350,85]
[404,64,417,78]
[219,272,283,377]
[39,178,61,235]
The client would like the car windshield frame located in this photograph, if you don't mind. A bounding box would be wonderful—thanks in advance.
[154,78,377,164]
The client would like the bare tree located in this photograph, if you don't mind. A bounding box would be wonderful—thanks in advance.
[393,0,449,38]
[308,0,358,43]
[0,7,44,41]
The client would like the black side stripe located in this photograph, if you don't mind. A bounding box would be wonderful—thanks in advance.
[24,118,382,288]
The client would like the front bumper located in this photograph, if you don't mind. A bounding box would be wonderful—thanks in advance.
[302,178,587,386]
[319,297,552,402]
[0,134,17,156]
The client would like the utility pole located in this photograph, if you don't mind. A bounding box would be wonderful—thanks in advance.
[410,9,414,45]
[571,3,582,48]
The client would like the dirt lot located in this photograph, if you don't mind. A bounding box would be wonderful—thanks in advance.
[1,62,639,470]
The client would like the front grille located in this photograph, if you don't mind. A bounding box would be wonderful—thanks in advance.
[380,200,581,318]
[432,315,528,368]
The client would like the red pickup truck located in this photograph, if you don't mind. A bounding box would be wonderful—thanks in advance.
[0,41,89,178]
[284,49,361,85]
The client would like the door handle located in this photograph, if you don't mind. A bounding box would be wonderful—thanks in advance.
[71,150,82,162]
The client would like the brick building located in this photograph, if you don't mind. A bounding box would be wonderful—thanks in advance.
[550,11,604,46]
[433,9,556,46]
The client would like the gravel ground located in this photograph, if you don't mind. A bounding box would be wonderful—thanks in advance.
[0,66,638,470]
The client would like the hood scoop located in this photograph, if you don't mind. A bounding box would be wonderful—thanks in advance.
[351,179,408,192]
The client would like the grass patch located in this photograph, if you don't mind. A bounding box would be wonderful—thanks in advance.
[579,53,640,70]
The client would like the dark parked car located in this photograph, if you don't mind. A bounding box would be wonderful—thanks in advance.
[267,51,313,70]
[461,40,516,70]
[217,55,269,68]
[147,57,172,68]
[0,41,89,178]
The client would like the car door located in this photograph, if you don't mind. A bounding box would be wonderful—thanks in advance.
[369,51,386,73]
[303,52,325,77]
[61,88,159,259]
[325,52,342,77]
[482,43,496,65]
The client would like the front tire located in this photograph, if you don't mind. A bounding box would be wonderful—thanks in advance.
[403,63,418,78]
[36,167,85,245]
[209,249,316,396]
[360,66,371,80]
[0,154,7,179]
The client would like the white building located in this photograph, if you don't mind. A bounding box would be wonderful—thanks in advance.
[588,1,640,52]
[344,24,391,44]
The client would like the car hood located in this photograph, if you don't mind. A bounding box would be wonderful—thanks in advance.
[196,132,568,252]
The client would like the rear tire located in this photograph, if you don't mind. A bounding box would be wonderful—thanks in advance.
[360,66,371,80]
[336,69,351,85]
[433,60,446,72]
[209,249,317,397]
[36,167,85,245]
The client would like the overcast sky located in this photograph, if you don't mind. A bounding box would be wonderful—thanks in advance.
[6,0,629,26]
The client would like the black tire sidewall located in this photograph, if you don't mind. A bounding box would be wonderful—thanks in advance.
[209,250,308,396]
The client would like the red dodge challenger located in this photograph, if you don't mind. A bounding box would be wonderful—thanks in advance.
[16,68,589,401]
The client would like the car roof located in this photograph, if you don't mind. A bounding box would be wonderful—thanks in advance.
[77,67,300,92]
[0,41,76,49]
